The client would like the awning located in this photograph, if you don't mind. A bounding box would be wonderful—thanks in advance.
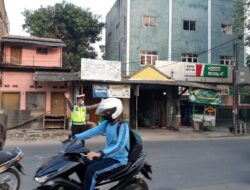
[81,79,220,91]
[125,80,220,91]
[1,35,66,47]
[0,64,71,72]
[33,71,79,82]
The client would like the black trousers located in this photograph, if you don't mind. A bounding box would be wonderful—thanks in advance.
[71,124,86,146]
[83,157,123,190]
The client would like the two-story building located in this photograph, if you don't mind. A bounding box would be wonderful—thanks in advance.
[0,35,78,129]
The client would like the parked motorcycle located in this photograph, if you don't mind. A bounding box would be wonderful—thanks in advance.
[34,139,152,190]
[0,122,7,150]
[0,148,24,190]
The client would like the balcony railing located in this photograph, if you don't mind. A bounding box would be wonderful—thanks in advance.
[3,54,62,67]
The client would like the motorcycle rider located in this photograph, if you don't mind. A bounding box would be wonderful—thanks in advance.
[74,98,130,190]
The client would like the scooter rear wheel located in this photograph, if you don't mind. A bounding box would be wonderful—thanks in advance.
[0,168,20,190]
[122,178,149,190]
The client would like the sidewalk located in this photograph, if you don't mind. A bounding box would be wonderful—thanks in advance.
[6,126,249,145]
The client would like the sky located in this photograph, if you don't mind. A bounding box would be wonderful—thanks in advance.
[5,0,116,56]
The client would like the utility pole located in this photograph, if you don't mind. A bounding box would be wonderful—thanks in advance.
[233,42,238,134]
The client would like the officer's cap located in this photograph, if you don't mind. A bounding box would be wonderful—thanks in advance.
[76,94,85,99]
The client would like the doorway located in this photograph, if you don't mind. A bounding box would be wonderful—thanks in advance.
[137,89,167,128]
[180,100,192,126]
[11,47,22,64]
[51,92,66,115]
[1,92,20,110]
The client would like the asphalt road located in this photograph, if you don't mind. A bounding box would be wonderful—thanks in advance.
[4,138,250,190]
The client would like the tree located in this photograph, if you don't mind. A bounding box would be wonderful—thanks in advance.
[99,45,106,59]
[233,0,250,65]
[22,1,104,71]
[233,0,246,36]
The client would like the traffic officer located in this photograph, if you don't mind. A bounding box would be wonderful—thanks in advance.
[64,92,99,146]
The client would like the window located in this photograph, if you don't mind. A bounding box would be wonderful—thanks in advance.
[143,16,157,27]
[183,20,196,31]
[26,92,46,111]
[181,53,198,63]
[240,95,250,104]
[36,48,48,55]
[220,56,235,65]
[221,24,233,35]
[140,50,158,65]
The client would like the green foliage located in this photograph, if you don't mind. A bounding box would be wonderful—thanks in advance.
[232,0,246,37]
[99,45,105,60]
[22,1,104,71]
[233,0,250,65]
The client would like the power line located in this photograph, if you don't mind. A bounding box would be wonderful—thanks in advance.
[116,32,249,73]
[153,32,250,69]
[197,33,248,57]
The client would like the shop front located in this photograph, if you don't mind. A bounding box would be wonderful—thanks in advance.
[188,88,222,130]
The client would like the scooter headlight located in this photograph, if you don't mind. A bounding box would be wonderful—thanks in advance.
[35,175,48,183]
[34,171,57,184]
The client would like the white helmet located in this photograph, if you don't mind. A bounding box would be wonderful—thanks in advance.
[96,98,123,120]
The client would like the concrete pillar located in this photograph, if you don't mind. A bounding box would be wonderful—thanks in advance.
[20,91,26,110]
[46,90,51,113]
[208,0,212,64]
[122,98,130,124]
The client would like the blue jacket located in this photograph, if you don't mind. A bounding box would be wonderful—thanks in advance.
[75,120,130,165]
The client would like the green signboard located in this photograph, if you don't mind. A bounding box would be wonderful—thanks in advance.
[203,65,228,78]
[189,89,222,105]
[196,64,228,78]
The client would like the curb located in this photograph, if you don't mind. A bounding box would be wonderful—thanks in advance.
[6,128,250,143]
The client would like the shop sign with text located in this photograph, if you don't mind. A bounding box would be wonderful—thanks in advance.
[185,63,228,78]
[93,84,130,98]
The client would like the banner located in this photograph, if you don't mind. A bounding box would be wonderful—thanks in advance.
[185,63,228,78]
[92,85,109,98]
[189,89,222,105]
[217,85,233,96]
[93,84,130,98]
[81,59,121,81]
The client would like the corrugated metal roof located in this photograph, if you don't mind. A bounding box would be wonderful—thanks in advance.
[1,35,66,47]
[125,80,219,90]
[0,64,70,72]
[80,78,219,91]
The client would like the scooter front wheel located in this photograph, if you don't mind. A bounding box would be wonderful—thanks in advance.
[0,168,20,190]
[122,178,149,190]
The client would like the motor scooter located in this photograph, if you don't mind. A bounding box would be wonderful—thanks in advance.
[0,148,24,190]
[34,139,152,190]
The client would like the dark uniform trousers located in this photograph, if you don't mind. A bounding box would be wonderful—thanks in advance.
[71,124,87,146]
